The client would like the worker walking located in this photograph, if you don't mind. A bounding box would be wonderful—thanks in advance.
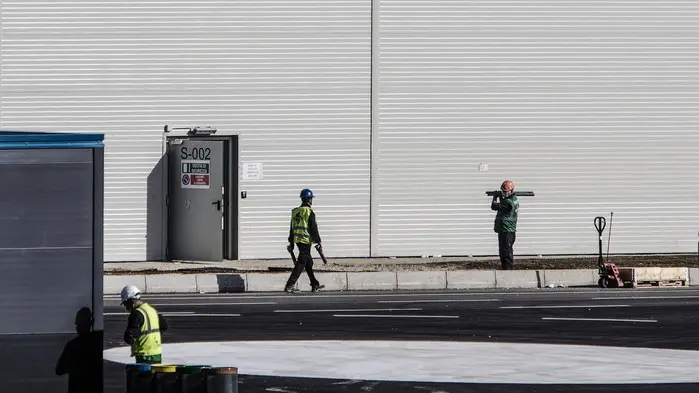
[284,189,325,293]
[120,285,168,364]
[491,180,520,270]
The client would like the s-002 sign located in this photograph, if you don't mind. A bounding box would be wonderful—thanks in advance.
[181,160,210,189]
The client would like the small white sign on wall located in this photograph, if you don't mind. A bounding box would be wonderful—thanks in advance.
[242,162,264,180]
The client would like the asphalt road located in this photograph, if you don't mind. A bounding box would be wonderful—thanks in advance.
[104,288,699,392]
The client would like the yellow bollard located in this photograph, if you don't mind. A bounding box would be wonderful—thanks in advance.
[152,364,179,393]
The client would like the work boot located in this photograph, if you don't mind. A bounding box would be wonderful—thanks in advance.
[284,287,300,293]
[311,284,325,293]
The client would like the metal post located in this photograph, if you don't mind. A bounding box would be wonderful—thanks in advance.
[485,191,535,197]
[606,212,614,264]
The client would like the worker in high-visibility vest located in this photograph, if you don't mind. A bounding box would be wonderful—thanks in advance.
[120,285,168,364]
[284,188,325,293]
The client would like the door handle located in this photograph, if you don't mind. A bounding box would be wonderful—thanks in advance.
[211,200,222,211]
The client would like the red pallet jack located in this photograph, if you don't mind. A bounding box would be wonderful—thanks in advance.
[594,215,624,288]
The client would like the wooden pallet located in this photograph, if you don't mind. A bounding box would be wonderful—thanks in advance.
[635,280,687,288]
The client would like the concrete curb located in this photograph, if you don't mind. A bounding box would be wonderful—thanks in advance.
[689,268,699,286]
[495,270,538,289]
[446,271,496,289]
[146,274,197,293]
[397,271,446,290]
[540,269,598,288]
[347,272,397,291]
[103,267,698,294]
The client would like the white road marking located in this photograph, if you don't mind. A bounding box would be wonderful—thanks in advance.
[593,296,699,300]
[333,314,459,319]
[500,304,629,309]
[266,388,298,393]
[542,317,657,323]
[331,380,363,386]
[104,312,240,317]
[414,387,449,393]
[166,313,241,317]
[378,299,500,304]
[151,302,277,306]
[274,308,422,313]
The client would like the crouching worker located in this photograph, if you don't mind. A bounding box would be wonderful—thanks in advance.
[120,285,168,364]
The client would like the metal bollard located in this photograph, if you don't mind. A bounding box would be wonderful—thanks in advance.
[152,365,179,393]
[125,363,153,393]
[176,365,210,393]
[204,367,238,393]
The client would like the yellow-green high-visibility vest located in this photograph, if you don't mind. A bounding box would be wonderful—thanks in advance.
[131,303,162,357]
[291,206,313,244]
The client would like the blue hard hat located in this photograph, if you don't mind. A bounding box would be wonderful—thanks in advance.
[300,189,314,199]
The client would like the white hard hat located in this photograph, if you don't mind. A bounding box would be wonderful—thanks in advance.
[120,285,141,304]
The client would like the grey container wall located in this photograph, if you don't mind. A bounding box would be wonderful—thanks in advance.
[0,131,104,393]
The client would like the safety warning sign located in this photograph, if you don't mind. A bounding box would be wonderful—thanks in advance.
[181,160,210,189]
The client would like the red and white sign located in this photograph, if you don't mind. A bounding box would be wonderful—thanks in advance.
[181,159,211,189]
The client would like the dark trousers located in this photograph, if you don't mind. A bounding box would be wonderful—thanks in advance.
[498,232,516,270]
[285,243,319,289]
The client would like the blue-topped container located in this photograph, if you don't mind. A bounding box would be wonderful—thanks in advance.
[126,363,153,393]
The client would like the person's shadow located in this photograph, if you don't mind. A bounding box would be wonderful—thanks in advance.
[55,307,103,393]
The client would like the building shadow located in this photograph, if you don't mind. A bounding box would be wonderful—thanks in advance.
[146,154,168,261]
[55,307,103,393]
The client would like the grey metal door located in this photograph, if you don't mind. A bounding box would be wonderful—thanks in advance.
[168,139,225,261]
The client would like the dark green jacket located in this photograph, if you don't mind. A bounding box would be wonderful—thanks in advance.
[491,195,519,233]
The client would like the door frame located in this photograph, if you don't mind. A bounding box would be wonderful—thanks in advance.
[165,134,239,261]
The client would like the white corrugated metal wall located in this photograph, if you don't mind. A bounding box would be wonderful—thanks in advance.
[2,0,698,261]
[0,0,371,261]
[373,0,699,256]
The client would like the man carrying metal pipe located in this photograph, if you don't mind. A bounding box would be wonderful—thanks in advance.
[490,180,520,270]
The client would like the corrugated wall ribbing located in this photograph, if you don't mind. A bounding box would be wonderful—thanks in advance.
[0,0,371,261]
[374,0,699,256]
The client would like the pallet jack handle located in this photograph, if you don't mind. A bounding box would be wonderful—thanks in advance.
[594,216,606,268]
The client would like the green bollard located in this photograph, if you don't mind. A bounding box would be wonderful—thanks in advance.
[204,367,238,393]
[176,365,210,393]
